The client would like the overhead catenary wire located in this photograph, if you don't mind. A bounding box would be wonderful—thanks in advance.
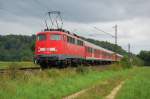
[94,27,115,38]
[94,25,119,61]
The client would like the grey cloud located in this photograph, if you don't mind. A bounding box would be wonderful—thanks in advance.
[0,0,150,23]
[1,0,150,54]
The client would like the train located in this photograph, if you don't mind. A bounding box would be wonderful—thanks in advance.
[34,29,123,68]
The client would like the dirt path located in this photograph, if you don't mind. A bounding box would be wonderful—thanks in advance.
[105,81,124,99]
[63,81,124,99]
[63,87,91,99]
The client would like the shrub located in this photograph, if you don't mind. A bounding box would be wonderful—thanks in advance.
[119,57,132,69]
[131,56,144,66]
[109,57,132,71]
[76,65,89,74]
[109,62,123,71]
[7,62,19,80]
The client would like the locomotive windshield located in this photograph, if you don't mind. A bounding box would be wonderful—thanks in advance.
[50,34,61,40]
[37,34,46,41]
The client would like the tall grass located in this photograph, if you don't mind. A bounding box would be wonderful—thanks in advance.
[0,61,39,69]
[0,66,133,99]
[0,61,148,99]
[116,67,150,99]
[109,57,132,71]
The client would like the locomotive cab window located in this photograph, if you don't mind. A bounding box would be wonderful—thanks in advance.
[50,34,61,40]
[37,34,46,41]
[67,36,75,44]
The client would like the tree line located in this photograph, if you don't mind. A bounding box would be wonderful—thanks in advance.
[138,51,150,66]
[0,35,35,61]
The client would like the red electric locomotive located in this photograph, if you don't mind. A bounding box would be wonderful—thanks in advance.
[34,29,123,68]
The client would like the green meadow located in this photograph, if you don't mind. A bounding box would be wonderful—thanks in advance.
[116,67,150,99]
[0,63,149,99]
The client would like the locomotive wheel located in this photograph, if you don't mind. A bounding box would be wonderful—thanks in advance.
[57,61,68,68]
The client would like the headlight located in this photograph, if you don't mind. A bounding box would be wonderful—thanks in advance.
[38,48,57,52]
[38,48,46,52]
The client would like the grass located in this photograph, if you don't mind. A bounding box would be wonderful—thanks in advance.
[75,67,150,99]
[74,76,123,99]
[116,67,150,99]
[74,67,137,99]
[0,61,39,69]
[0,63,149,99]
[0,66,132,99]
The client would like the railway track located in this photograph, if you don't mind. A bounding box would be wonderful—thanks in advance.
[0,67,41,74]
[0,65,110,74]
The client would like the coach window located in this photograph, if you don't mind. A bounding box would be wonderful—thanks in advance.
[77,40,83,46]
[71,38,75,44]
[67,36,70,42]
[94,49,97,54]
[37,34,46,41]
[87,47,90,53]
[87,47,92,53]
[51,34,61,40]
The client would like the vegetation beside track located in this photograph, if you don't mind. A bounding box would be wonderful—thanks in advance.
[73,67,150,99]
[0,61,39,69]
[0,66,114,99]
[0,59,149,99]
[116,67,150,99]
[0,64,149,99]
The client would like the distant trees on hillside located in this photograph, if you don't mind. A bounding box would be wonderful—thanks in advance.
[138,51,150,66]
[0,35,35,61]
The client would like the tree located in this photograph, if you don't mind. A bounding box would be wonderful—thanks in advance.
[138,51,150,66]
[0,35,35,61]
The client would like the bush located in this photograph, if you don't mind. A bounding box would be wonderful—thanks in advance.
[119,57,132,69]
[8,63,19,80]
[137,50,150,66]
[132,56,144,66]
[76,65,89,74]
[109,57,132,71]
[109,62,123,71]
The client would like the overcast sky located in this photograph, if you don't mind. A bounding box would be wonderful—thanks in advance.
[0,0,150,54]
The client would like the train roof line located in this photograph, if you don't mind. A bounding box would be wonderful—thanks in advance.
[84,41,114,54]
[43,28,123,57]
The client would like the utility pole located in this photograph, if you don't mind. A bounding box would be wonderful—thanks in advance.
[128,43,131,64]
[114,25,118,46]
[94,25,118,61]
[114,24,118,61]
[128,43,130,54]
